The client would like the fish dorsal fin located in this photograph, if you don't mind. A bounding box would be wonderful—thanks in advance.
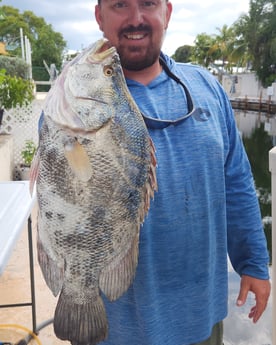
[64,140,93,182]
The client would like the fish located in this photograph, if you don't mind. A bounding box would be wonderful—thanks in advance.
[30,38,157,345]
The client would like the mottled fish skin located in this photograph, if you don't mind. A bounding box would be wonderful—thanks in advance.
[31,38,157,345]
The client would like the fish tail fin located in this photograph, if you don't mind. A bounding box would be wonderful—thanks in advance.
[54,289,108,345]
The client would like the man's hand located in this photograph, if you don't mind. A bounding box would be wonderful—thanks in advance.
[236,274,271,323]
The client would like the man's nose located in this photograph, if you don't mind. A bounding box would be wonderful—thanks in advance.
[127,4,144,26]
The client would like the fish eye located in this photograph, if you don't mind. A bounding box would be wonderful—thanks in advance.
[104,65,114,77]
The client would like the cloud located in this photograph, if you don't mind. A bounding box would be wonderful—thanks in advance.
[1,0,250,55]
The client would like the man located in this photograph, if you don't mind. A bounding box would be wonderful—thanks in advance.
[95,1,271,344]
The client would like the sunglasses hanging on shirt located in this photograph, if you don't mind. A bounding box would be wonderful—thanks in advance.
[141,56,211,130]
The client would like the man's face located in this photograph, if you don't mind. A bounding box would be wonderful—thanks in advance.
[95,0,172,71]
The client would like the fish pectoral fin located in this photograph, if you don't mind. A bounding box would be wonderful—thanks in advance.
[54,289,108,344]
[64,140,93,182]
[99,231,139,301]
[29,150,39,195]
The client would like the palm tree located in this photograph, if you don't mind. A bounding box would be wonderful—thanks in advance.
[234,0,276,86]
[213,25,236,71]
[193,33,219,67]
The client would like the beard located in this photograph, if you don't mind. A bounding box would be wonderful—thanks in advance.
[117,44,161,71]
[115,24,162,71]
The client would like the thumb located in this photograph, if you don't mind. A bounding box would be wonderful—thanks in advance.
[236,278,249,306]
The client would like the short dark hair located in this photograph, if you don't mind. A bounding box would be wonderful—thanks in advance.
[97,0,168,4]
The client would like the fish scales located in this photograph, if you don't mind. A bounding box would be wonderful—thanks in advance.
[31,38,157,345]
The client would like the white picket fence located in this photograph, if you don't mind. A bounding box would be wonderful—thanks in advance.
[0,93,46,179]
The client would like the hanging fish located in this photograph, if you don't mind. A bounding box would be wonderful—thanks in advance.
[31,38,157,345]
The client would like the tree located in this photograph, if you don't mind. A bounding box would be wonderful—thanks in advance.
[173,0,275,85]
[0,55,30,78]
[235,0,276,86]
[192,24,248,74]
[192,33,219,67]
[213,25,236,71]
[172,45,194,63]
[230,22,251,70]
[0,68,34,128]
[0,5,66,84]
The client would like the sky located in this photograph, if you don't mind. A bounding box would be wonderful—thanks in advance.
[1,0,250,56]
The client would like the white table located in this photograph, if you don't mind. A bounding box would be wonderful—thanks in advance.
[0,181,36,274]
[0,181,37,333]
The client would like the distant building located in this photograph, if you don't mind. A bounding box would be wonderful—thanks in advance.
[0,42,8,56]
[222,73,276,102]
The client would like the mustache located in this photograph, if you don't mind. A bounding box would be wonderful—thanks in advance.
[119,24,152,36]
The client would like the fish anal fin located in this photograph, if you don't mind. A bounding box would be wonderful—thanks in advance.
[37,235,64,296]
[99,232,139,301]
[64,140,93,182]
[54,289,108,345]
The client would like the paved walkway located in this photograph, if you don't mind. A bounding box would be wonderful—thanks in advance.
[0,204,70,345]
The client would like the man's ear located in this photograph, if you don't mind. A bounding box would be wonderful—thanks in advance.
[165,1,172,30]
[95,5,103,32]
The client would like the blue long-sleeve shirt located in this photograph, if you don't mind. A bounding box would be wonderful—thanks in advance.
[100,54,270,345]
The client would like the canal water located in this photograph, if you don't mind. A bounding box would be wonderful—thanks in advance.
[235,109,273,260]
[223,110,273,345]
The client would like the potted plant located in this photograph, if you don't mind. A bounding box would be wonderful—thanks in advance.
[20,139,37,180]
[0,68,34,131]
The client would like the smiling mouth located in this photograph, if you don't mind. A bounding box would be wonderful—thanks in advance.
[121,24,151,41]
[124,33,148,40]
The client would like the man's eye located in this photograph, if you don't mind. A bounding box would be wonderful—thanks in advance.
[113,1,127,8]
[141,1,157,7]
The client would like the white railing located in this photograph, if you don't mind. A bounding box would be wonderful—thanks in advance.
[269,147,276,345]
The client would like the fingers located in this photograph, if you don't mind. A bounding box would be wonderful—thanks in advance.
[236,275,271,323]
[248,305,256,319]
[249,287,270,323]
[248,305,261,323]
[236,276,249,307]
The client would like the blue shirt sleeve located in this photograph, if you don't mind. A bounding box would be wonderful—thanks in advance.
[219,85,270,279]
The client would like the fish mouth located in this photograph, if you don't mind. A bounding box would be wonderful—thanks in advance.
[91,38,117,62]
